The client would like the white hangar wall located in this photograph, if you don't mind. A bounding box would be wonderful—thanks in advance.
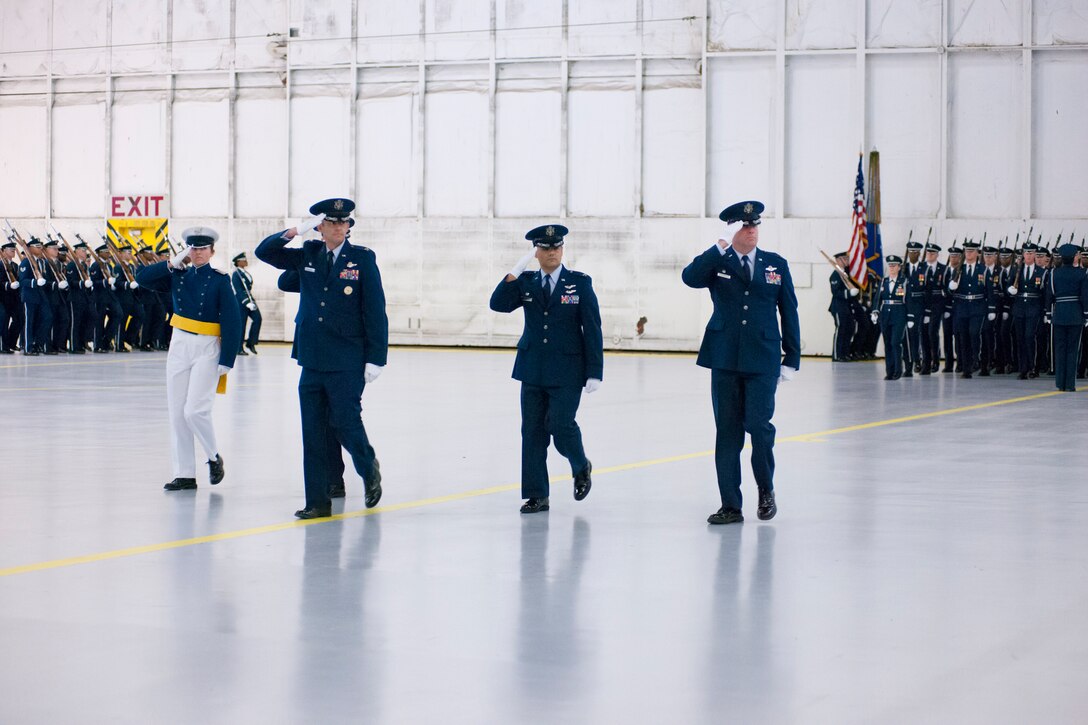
[1,0,1087,356]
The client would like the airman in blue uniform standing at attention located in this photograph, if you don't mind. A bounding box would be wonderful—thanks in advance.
[872,255,910,380]
[1045,243,1088,392]
[682,200,801,526]
[255,198,388,520]
[490,224,603,514]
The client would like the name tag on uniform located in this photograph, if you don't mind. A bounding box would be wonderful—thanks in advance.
[304,266,315,273]
[339,269,359,281]
[561,295,580,304]
[717,271,731,279]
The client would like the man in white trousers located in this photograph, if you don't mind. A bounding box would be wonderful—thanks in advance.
[136,227,242,490]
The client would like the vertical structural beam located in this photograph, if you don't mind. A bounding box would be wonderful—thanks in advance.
[1022,0,1033,220]
[700,0,709,218]
[46,2,54,220]
[857,0,867,154]
[165,0,174,211]
[774,0,786,218]
[227,0,237,238]
[559,0,569,219]
[105,0,114,216]
[284,21,292,219]
[415,0,426,219]
[487,0,497,219]
[634,0,644,218]
[938,0,949,221]
[349,0,359,201]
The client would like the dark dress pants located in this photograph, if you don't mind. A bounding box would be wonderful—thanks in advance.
[831,310,854,360]
[954,313,983,372]
[24,299,52,352]
[1014,314,1041,374]
[241,305,262,348]
[520,383,588,499]
[711,369,777,512]
[1053,325,1081,391]
[881,316,906,378]
[299,367,377,510]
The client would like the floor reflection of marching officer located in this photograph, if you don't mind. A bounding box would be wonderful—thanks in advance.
[682,200,800,525]
[136,227,241,490]
[1044,243,1088,392]
[489,224,602,515]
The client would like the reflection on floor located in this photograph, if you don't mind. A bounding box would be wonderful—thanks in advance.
[1,347,1086,724]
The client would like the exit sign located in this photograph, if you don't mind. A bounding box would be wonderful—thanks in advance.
[109,195,169,218]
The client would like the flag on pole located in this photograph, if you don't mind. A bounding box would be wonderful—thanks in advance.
[846,155,869,288]
[865,149,883,280]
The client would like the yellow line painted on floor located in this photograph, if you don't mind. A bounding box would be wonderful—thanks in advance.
[0,387,1070,578]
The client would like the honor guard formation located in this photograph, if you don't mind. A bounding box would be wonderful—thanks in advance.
[827,233,1088,389]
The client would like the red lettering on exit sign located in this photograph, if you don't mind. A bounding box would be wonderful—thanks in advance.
[110,196,166,217]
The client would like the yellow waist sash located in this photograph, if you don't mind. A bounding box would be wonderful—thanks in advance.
[169,314,228,394]
[170,314,222,336]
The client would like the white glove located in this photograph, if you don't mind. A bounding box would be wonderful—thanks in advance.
[849,287,859,297]
[169,245,191,269]
[58,280,69,290]
[870,312,879,324]
[943,311,950,319]
[83,279,93,289]
[364,363,383,383]
[295,213,326,235]
[584,378,601,394]
[10,280,19,289]
[108,276,117,285]
[129,281,139,289]
[907,321,915,329]
[779,365,797,383]
[509,250,535,278]
[1006,286,1017,295]
[217,365,231,377]
[948,280,959,291]
[246,302,257,311]
[36,277,46,287]
[987,312,996,321]
[923,316,930,324]
[1002,312,1009,320]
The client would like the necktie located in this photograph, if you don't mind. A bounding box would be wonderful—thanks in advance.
[325,250,335,277]
[741,255,751,283]
[544,274,553,300]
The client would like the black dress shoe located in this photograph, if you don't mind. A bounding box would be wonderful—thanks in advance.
[757,489,777,521]
[962,371,972,379]
[246,343,258,355]
[931,364,940,373]
[902,370,913,378]
[140,344,154,351]
[1028,371,1039,379]
[979,369,990,377]
[0,349,12,354]
[955,363,962,372]
[884,374,893,381]
[164,477,197,491]
[573,460,592,501]
[44,349,59,355]
[208,454,225,485]
[295,506,332,519]
[1018,372,1028,380]
[116,347,130,353]
[891,373,902,380]
[70,348,86,355]
[942,366,953,373]
[707,507,744,525]
[237,348,249,356]
[364,458,382,508]
[24,350,40,356]
[913,363,922,373]
[329,482,346,499]
[93,348,109,354]
[520,497,550,514]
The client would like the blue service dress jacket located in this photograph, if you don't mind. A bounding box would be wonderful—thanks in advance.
[136,261,242,368]
[1045,266,1088,326]
[255,231,388,372]
[18,257,49,305]
[681,245,801,375]
[489,267,604,388]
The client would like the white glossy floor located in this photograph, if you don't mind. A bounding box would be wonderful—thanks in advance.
[2,346,1087,724]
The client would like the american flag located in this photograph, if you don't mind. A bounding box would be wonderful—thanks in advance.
[846,155,869,288]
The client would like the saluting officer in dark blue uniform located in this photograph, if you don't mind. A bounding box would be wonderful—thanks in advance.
[827,251,857,361]
[1007,242,1046,379]
[872,255,910,380]
[255,198,388,520]
[948,240,987,378]
[490,224,603,514]
[1044,244,1088,392]
[682,201,801,525]
[18,237,52,356]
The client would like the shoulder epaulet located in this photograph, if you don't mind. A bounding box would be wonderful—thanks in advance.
[519,270,535,278]
[211,267,227,276]
[569,270,589,279]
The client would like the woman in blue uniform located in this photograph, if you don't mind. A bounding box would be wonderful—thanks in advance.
[872,255,910,381]
[136,227,241,490]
